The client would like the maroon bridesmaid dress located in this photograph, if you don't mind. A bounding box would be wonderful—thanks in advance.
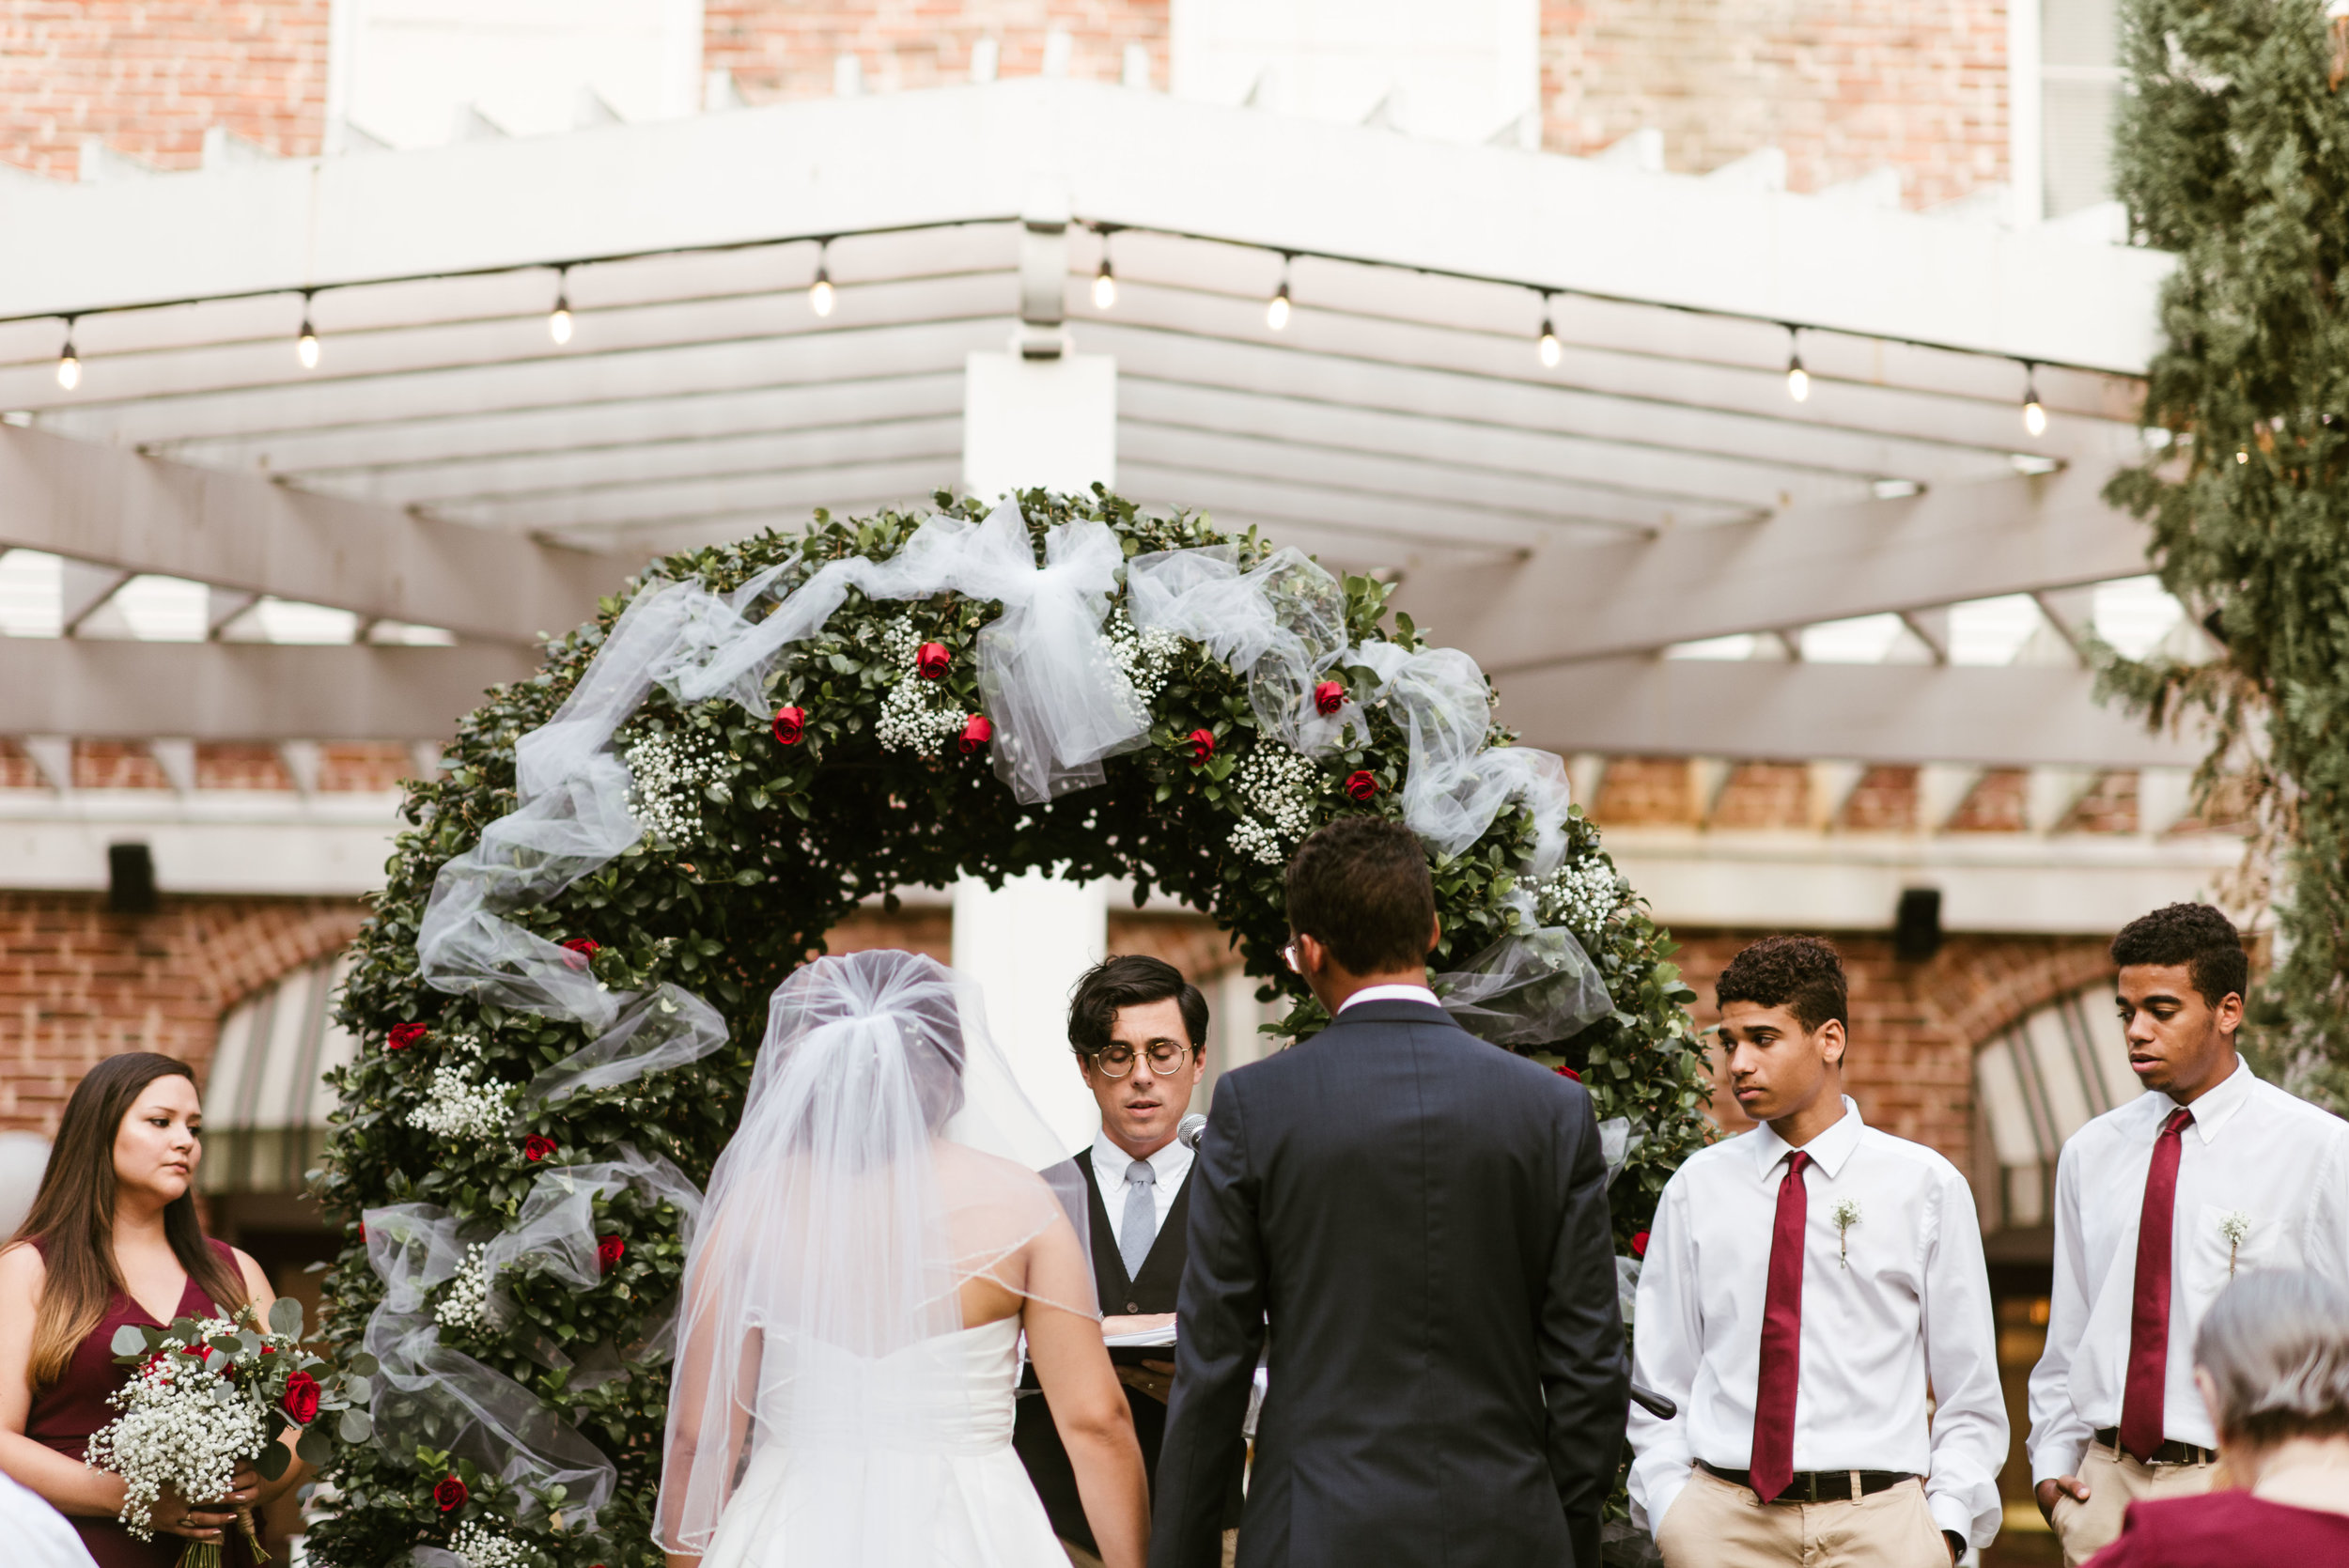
[23,1237,264,1568]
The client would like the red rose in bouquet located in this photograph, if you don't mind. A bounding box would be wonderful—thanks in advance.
[915,641,951,679]
[1186,728,1215,766]
[1314,679,1346,717]
[958,715,991,754]
[280,1371,320,1425]
[386,1022,427,1051]
[598,1235,626,1275]
[522,1135,557,1163]
[1344,770,1378,801]
[435,1475,469,1514]
[770,705,806,746]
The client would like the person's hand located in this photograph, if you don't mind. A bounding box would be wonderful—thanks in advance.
[153,1463,262,1542]
[1099,1312,1176,1339]
[1944,1528,1965,1563]
[1116,1358,1176,1404]
[2036,1474,2090,1525]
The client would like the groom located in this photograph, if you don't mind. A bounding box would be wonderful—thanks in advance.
[1151,817,1629,1568]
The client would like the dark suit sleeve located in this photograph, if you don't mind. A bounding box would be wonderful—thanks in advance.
[1541,1083,1630,1568]
[1148,1074,1265,1568]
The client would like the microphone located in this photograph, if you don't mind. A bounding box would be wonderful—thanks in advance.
[1177,1113,1207,1152]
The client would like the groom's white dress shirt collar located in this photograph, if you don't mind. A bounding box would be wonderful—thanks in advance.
[1336,983,1441,1012]
[1092,1128,1191,1238]
[2026,1057,2349,1483]
[1627,1095,2008,1552]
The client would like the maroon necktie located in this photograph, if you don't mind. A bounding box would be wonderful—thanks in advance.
[2120,1107,2195,1462]
[1750,1148,1812,1502]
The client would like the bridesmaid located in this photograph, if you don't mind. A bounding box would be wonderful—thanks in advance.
[0,1052,304,1566]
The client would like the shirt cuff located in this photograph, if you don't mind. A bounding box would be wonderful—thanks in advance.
[1640,1475,1688,1542]
[1926,1487,1980,1548]
[2030,1437,2090,1487]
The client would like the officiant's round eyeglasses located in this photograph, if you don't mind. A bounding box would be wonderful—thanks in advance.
[1091,1041,1191,1079]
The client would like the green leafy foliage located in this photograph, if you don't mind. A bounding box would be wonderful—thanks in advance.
[308,490,1712,1564]
[2104,0,2349,1104]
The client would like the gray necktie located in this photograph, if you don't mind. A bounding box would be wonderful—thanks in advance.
[1119,1158,1158,1279]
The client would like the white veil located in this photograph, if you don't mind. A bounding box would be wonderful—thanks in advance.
[655,950,1096,1557]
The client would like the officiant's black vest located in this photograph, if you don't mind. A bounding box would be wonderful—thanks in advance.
[1012,1145,1196,1550]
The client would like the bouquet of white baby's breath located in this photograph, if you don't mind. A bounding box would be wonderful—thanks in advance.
[86,1299,376,1567]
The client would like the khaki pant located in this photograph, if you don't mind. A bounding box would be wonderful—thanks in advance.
[1655,1465,1948,1568]
[2048,1442,2217,1566]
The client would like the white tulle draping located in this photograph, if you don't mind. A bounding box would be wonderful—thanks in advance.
[1125,545,1358,754]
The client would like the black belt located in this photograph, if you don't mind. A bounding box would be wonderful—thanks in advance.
[1696,1461,1917,1503]
[2092,1429,2217,1467]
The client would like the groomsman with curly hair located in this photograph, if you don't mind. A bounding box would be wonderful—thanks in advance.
[2029,903,2349,1564]
[1628,935,2006,1567]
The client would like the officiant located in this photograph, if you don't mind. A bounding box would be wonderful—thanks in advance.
[1016,955,1218,1564]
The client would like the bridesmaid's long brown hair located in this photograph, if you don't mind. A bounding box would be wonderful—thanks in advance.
[10,1052,247,1389]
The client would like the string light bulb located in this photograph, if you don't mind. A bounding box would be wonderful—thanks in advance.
[1266,257,1292,332]
[1092,256,1116,311]
[809,241,835,318]
[1784,327,1809,403]
[549,268,573,346]
[2021,363,2047,438]
[55,318,80,391]
[296,292,319,370]
[1537,294,1561,368]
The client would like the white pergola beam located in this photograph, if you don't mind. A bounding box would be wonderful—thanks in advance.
[0,426,614,641]
[0,80,2169,372]
[1499,656,2200,768]
[1398,463,2153,670]
[0,640,538,739]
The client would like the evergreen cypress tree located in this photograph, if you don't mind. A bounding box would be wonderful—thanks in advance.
[2106,0,2349,1103]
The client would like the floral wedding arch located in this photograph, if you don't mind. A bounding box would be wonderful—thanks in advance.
[310,490,1714,1568]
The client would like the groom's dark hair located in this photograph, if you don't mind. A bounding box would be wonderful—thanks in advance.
[1067,955,1208,1062]
[1285,817,1436,976]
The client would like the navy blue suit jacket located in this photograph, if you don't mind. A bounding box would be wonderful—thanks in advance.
[1149,999,1627,1568]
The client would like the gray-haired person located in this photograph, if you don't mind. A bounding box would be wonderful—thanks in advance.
[2084,1269,2349,1565]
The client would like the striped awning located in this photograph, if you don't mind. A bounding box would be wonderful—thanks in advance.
[1974,983,2138,1231]
[199,953,357,1195]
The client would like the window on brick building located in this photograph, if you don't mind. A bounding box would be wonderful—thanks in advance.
[1169,0,1541,147]
[1971,983,2135,1234]
[329,0,706,149]
[2015,0,2126,221]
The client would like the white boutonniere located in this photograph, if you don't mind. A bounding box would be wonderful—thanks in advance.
[2219,1211,2252,1276]
[1832,1200,1861,1268]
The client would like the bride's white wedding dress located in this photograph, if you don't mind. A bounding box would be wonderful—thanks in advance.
[697,1317,1066,1567]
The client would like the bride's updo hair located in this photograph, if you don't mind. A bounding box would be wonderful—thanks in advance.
[764,952,971,1145]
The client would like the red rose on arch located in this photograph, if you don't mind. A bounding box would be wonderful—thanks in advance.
[770,706,807,746]
[915,642,952,680]
[386,1022,428,1051]
[1553,1064,1581,1082]
[597,1234,626,1275]
[1313,679,1346,717]
[1185,728,1215,766]
[434,1475,469,1514]
[559,937,599,970]
[1630,1230,1651,1260]
[280,1370,321,1425]
[1343,770,1378,802]
[958,715,992,754]
[522,1135,558,1163]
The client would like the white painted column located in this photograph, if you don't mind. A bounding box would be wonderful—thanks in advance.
[952,872,1109,1155]
[952,344,1119,1155]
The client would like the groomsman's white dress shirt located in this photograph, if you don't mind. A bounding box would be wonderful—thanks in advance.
[1628,1097,2008,1550]
[1092,1127,1192,1240]
[2026,1058,2349,1483]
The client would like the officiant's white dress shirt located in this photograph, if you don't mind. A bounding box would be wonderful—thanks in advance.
[1091,1128,1192,1240]
[2026,1057,2349,1483]
[1627,1097,2007,1550]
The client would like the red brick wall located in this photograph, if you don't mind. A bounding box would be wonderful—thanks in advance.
[1540,0,2010,208]
[0,0,332,178]
[0,893,363,1136]
[1673,929,2112,1164]
[704,1,1169,101]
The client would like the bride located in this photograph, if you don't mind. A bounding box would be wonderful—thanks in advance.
[657,950,1149,1568]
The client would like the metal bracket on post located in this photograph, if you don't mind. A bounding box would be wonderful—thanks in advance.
[1018,179,1071,361]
